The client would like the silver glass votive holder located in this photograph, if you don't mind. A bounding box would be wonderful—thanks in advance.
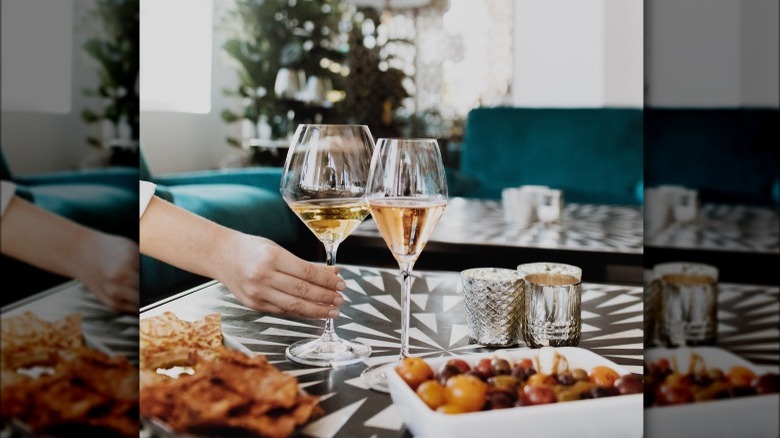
[518,262,582,348]
[652,261,719,347]
[461,268,523,347]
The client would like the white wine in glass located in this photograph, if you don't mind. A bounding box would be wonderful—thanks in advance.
[360,138,448,392]
[280,124,374,367]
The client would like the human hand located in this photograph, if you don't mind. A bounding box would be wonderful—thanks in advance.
[217,233,346,319]
[76,232,140,313]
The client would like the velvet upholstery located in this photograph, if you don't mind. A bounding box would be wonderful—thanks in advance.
[449,107,644,205]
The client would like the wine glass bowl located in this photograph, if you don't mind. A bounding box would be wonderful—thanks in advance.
[360,138,448,392]
[280,124,375,367]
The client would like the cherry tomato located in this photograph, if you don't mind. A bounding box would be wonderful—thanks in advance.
[526,372,555,387]
[474,358,494,379]
[488,375,519,393]
[663,372,692,388]
[491,358,512,376]
[436,404,466,414]
[751,373,779,394]
[485,387,515,409]
[657,384,693,405]
[395,357,434,391]
[727,366,756,388]
[571,368,588,382]
[438,363,463,385]
[654,358,670,372]
[589,366,620,387]
[614,374,643,395]
[444,374,488,412]
[515,358,534,371]
[521,385,557,406]
[416,380,445,410]
[445,358,471,374]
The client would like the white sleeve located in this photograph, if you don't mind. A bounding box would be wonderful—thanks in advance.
[1,180,17,217]
[140,180,157,219]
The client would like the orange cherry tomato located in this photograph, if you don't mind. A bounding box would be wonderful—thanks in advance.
[444,374,488,412]
[526,372,555,387]
[395,357,434,391]
[416,380,445,410]
[589,366,620,387]
[727,366,756,387]
[436,404,466,414]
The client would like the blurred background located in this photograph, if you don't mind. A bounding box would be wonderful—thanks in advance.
[2,0,139,300]
[138,0,642,173]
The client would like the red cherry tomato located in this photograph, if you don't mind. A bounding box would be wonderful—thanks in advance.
[446,358,471,374]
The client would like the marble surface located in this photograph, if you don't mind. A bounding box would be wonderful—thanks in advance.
[645,203,779,253]
[352,198,644,254]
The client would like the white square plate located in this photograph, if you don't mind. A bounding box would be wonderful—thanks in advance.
[645,347,779,438]
[386,347,643,438]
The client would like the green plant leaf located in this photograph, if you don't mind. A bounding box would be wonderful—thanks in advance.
[81,109,101,123]
[221,109,240,123]
[86,136,103,148]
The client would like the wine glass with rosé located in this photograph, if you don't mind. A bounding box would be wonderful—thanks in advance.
[280,124,374,367]
[360,138,448,392]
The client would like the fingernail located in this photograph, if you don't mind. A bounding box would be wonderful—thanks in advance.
[328,309,341,318]
[336,279,346,290]
[333,296,344,306]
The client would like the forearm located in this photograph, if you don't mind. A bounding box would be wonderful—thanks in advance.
[0,196,97,280]
[139,196,236,281]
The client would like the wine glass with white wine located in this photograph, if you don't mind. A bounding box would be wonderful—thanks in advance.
[280,124,374,367]
[360,138,448,392]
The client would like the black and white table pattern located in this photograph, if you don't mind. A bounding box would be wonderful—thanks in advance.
[1,281,139,364]
[353,198,644,254]
[141,265,645,438]
[645,203,779,253]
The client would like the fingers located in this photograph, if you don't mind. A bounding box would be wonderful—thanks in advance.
[94,291,137,314]
[237,288,341,319]
[268,271,345,306]
[275,251,345,291]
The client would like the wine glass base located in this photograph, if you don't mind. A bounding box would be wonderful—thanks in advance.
[286,337,372,368]
[360,363,392,393]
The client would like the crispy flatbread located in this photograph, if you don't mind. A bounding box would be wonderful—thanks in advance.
[0,312,138,438]
[140,313,323,437]
[139,312,222,370]
[1,312,83,370]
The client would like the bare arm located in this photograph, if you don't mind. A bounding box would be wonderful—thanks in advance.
[139,195,345,319]
[1,195,139,312]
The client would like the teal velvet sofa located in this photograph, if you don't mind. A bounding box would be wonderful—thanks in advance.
[644,108,779,207]
[1,146,138,304]
[140,149,307,304]
[447,107,644,205]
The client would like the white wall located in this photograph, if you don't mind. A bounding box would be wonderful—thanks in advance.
[512,0,644,108]
[139,0,241,176]
[646,0,779,107]
[1,0,104,175]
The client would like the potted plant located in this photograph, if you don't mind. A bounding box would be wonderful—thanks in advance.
[79,0,139,167]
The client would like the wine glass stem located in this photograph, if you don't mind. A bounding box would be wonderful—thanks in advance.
[322,241,340,336]
[398,261,413,360]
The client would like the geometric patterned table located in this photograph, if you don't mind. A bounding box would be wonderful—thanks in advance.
[141,264,644,438]
[644,203,779,285]
[1,280,139,364]
[646,203,779,253]
[342,198,644,284]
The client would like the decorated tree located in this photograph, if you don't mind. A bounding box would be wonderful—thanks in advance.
[219,0,352,146]
[219,0,411,152]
